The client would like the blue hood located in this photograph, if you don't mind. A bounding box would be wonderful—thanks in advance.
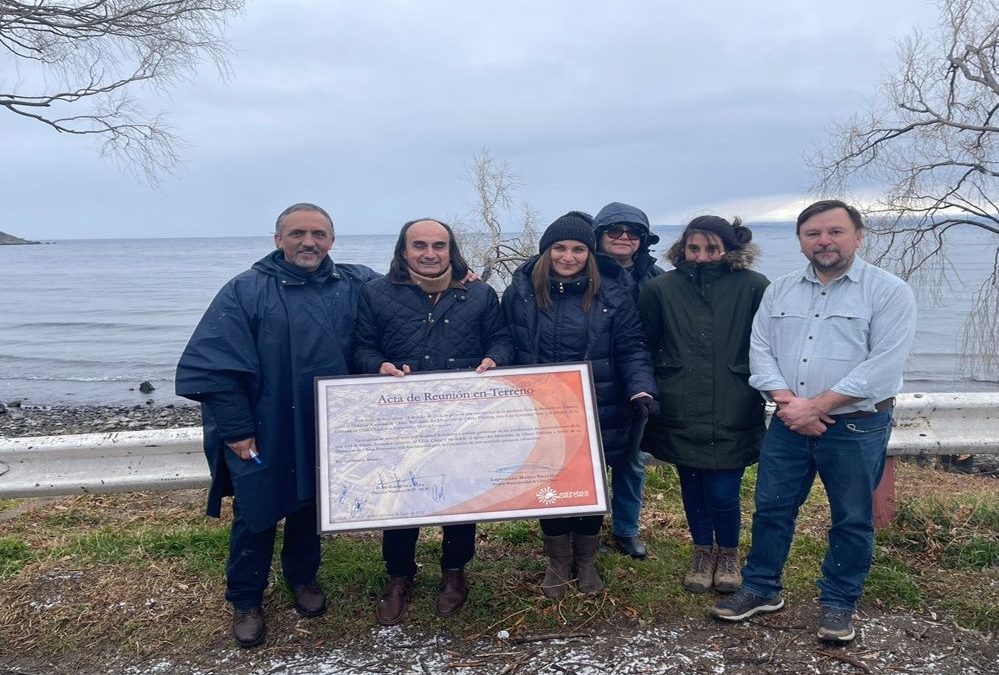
[593,202,660,247]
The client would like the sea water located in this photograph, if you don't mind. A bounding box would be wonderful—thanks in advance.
[0,224,995,406]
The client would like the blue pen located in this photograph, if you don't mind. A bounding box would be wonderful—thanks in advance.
[248,448,263,465]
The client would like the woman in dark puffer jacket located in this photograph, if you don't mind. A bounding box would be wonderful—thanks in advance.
[502,211,657,598]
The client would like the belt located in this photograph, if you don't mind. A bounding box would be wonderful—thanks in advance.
[831,398,895,419]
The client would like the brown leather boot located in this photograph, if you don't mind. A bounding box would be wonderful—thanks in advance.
[714,546,742,594]
[435,569,469,617]
[541,534,573,599]
[292,583,327,618]
[375,576,414,626]
[232,605,265,648]
[683,545,716,594]
[572,534,605,594]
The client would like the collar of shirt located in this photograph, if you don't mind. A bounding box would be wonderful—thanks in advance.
[799,255,867,287]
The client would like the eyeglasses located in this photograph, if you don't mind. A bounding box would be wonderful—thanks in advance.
[605,226,643,241]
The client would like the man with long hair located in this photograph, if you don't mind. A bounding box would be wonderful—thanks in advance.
[353,218,513,625]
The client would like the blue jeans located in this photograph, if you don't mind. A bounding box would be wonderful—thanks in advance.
[742,412,891,610]
[226,500,321,610]
[609,416,649,538]
[676,465,746,548]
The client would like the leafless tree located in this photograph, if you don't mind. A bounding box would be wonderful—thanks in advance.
[454,148,540,286]
[814,0,999,378]
[0,0,243,181]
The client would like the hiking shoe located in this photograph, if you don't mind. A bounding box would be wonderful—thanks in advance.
[292,583,327,618]
[708,588,784,621]
[612,535,648,560]
[683,545,716,594]
[232,606,265,648]
[713,546,742,594]
[817,606,856,642]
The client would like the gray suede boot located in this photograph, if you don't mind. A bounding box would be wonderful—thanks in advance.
[572,534,605,594]
[541,534,573,598]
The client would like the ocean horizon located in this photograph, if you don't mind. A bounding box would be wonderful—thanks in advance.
[1,223,996,407]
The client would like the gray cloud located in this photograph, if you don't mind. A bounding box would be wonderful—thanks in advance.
[0,1,939,239]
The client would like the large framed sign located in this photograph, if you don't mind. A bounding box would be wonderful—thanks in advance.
[315,363,607,533]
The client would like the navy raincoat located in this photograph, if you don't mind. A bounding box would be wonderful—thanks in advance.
[176,251,379,532]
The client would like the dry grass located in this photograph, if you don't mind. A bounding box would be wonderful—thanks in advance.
[0,463,996,669]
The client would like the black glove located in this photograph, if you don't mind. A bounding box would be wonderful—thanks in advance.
[631,396,659,419]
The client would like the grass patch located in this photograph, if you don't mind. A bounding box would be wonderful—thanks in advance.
[491,519,537,546]
[0,537,34,580]
[1,463,997,662]
[941,536,999,570]
[53,524,230,577]
[866,551,923,607]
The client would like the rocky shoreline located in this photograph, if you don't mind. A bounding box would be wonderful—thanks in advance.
[0,401,202,438]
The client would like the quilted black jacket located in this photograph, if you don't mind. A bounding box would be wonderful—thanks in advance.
[353,277,513,374]
[501,253,655,466]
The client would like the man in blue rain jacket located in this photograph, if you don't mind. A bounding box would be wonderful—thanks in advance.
[176,203,379,648]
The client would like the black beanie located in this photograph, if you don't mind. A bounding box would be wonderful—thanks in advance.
[682,215,752,252]
[539,211,596,253]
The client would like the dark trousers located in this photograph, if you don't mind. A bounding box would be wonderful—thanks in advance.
[540,515,604,537]
[676,465,746,548]
[382,524,476,577]
[225,500,321,610]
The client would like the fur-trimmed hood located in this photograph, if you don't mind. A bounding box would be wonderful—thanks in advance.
[666,241,760,270]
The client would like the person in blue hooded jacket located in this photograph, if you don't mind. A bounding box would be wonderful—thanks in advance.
[175,203,379,648]
[591,202,667,560]
[502,211,657,598]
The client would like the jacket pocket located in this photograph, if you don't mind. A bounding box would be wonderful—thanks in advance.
[654,362,684,425]
[719,364,763,430]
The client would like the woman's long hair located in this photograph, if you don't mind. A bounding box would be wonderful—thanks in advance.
[531,251,601,312]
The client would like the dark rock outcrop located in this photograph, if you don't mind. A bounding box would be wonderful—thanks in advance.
[0,230,40,245]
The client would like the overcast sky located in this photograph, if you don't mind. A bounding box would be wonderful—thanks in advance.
[2,0,941,239]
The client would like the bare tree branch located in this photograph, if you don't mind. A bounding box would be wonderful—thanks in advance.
[812,0,999,378]
[453,148,539,288]
[0,0,243,182]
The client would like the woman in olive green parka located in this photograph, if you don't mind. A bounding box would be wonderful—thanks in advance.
[637,216,769,595]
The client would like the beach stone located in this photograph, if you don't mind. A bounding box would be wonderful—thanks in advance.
[138,381,155,393]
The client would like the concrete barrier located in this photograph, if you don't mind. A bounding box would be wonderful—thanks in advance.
[1,392,996,505]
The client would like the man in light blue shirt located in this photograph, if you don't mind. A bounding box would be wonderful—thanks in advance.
[709,200,917,643]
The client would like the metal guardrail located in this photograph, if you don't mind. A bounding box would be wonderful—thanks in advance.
[0,393,997,499]
[0,427,207,498]
[885,392,998,456]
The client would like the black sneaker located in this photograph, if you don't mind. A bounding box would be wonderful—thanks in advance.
[817,606,856,642]
[612,535,648,559]
[708,588,784,622]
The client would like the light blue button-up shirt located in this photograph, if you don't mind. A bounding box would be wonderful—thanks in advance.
[748,256,917,415]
